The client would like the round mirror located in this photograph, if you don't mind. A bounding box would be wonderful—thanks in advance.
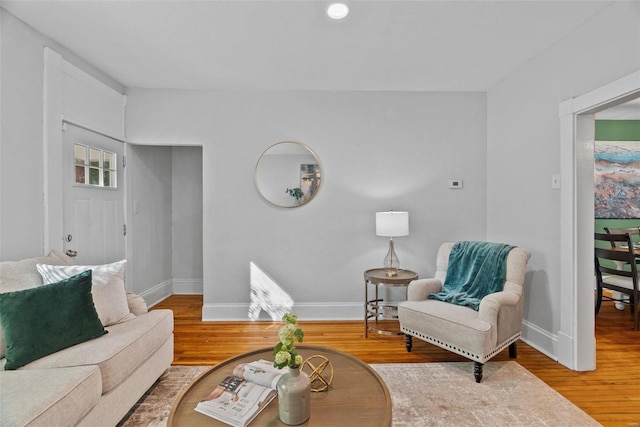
[254,141,322,208]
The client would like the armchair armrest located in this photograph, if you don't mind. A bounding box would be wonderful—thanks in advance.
[126,293,148,316]
[407,278,442,301]
[478,291,519,324]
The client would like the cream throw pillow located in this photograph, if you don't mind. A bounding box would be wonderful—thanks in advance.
[36,260,135,326]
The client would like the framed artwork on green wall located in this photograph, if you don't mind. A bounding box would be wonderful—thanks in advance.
[594,140,640,218]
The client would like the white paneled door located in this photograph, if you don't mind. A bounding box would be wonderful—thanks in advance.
[62,123,125,265]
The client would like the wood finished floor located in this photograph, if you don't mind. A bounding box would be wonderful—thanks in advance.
[152,295,640,426]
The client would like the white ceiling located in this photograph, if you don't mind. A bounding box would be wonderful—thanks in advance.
[1,0,619,92]
[596,98,640,120]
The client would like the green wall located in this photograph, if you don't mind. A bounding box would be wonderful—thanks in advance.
[595,120,640,141]
[595,219,639,240]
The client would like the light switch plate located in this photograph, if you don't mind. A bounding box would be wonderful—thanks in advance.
[449,179,463,189]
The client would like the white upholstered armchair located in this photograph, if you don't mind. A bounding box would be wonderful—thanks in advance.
[398,242,531,382]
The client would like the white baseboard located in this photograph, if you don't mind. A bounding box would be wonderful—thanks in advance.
[140,278,203,308]
[139,280,173,308]
[556,330,574,369]
[202,302,363,321]
[172,278,203,294]
[520,319,558,361]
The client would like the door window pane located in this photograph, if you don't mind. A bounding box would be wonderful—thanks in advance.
[74,145,87,165]
[72,144,117,189]
[89,148,101,167]
[103,152,115,169]
[75,165,86,184]
[89,168,100,185]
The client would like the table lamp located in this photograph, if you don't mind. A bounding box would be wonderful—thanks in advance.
[376,211,409,277]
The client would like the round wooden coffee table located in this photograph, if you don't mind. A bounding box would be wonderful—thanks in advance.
[167,345,392,426]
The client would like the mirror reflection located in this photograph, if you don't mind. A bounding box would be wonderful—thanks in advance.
[254,141,322,208]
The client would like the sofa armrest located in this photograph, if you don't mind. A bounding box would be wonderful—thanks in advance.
[407,278,442,301]
[478,291,519,324]
[126,293,148,315]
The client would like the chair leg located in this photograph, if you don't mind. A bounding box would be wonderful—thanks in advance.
[474,362,483,383]
[509,341,517,358]
[405,335,413,352]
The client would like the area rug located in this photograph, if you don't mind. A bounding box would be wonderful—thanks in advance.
[117,362,599,426]
[371,362,599,426]
[117,366,208,427]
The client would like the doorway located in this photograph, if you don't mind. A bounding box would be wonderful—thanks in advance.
[559,70,640,371]
[125,144,203,301]
[593,99,640,311]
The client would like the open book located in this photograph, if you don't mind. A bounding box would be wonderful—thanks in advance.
[194,359,286,427]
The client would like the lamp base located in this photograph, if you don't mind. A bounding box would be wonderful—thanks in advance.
[383,239,400,277]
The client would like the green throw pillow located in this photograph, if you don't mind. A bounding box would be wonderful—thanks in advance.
[0,270,107,370]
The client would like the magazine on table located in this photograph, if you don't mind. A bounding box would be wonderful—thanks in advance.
[194,359,287,427]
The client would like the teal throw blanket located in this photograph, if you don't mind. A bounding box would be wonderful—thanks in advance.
[428,241,515,311]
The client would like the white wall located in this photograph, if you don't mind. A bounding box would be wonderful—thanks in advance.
[126,90,489,319]
[0,9,123,261]
[171,146,203,294]
[1,10,45,260]
[1,10,202,304]
[127,144,173,300]
[486,0,640,357]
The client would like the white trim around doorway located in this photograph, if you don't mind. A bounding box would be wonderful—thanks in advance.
[558,70,640,371]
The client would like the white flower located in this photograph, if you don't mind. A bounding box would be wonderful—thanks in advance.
[279,323,297,344]
[273,312,304,369]
[275,351,291,365]
[282,313,298,324]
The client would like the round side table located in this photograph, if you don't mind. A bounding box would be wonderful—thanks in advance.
[364,268,418,337]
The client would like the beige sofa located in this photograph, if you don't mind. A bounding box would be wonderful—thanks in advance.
[0,251,174,426]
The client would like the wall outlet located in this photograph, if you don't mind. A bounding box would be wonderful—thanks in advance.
[449,179,463,189]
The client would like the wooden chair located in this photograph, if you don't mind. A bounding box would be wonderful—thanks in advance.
[603,227,640,310]
[594,232,640,330]
[603,226,640,246]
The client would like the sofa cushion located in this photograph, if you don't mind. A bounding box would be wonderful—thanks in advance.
[126,292,149,316]
[37,259,134,326]
[0,250,74,360]
[0,366,101,427]
[0,270,107,370]
[19,309,173,394]
[0,250,73,292]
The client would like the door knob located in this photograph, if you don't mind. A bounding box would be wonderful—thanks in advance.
[65,250,78,257]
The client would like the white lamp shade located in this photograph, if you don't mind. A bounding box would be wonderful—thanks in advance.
[376,211,409,237]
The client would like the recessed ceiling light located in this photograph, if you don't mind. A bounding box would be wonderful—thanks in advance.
[327,3,349,20]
